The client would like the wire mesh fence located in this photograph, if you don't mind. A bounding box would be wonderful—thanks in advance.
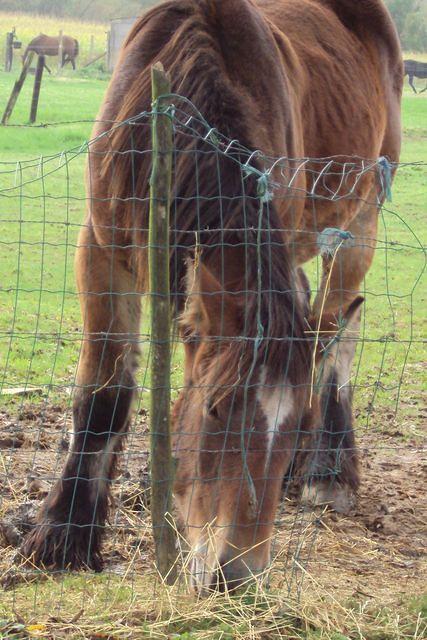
[0,90,425,623]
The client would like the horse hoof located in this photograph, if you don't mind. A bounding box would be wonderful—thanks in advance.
[301,481,355,515]
[20,522,104,572]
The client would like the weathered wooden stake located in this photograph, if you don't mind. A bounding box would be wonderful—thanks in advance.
[5,32,14,72]
[106,31,111,72]
[1,51,34,125]
[148,62,177,584]
[29,55,45,124]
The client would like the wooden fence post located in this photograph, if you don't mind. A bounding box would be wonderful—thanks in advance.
[5,32,13,72]
[106,30,111,72]
[1,51,34,125]
[148,62,177,584]
[29,55,45,124]
[57,30,63,73]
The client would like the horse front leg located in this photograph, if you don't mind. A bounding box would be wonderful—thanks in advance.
[409,75,417,93]
[21,226,141,570]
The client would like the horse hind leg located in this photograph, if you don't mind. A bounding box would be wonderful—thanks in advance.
[409,75,417,94]
[301,193,379,514]
[302,296,364,513]
[21,226,141,570]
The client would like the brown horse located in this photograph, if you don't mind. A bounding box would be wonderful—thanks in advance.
[22,0,402,592]
[22,34,79,70]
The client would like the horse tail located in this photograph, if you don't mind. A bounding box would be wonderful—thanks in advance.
[74,38,79,58]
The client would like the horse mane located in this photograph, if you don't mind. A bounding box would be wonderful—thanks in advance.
[101,0,311,390]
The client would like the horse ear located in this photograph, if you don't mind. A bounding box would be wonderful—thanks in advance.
[182,259,241,338]
[309,296,364,365]
[343,295,364,329]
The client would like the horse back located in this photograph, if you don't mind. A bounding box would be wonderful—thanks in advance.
[27,34,59,55]
[26,33,77,57]
[262,0,402,161]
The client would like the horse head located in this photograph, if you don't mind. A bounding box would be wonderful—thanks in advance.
[172,255,311,594]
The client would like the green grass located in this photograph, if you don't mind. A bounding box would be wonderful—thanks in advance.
[0,71,107,150]
[0,71,109,402]
[0,574,424,639]
[353,89,427,425]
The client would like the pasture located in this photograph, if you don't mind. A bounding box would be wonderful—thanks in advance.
[0,65,426,639]
[0,11,108,72]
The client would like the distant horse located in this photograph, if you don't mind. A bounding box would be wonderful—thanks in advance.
[22,0,402,592]
[22,34,79,70]
[404,59,427,93]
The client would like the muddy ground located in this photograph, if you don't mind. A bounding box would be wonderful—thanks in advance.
[0,401,425,612]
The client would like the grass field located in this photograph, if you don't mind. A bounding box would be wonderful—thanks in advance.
[404,51,427,63]
[0,11,108,71]
[0,63,426,639]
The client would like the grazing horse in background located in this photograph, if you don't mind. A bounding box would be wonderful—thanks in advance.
[404,59,427,93]
[22,34,79,70]
[22,0,402,592]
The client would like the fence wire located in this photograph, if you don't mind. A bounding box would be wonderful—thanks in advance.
[0,98,425,615]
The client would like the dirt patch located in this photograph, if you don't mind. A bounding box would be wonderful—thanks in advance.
[0,403,151,581]
[299,440,426,606]
[0,402,425,611]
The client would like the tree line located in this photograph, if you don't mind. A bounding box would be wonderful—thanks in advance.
[384,0,427,52]
[2,0,426,52]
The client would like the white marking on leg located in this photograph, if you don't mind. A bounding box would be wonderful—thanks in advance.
[68,432,75,452]
[190,540,214,594]
[257,367,294,473]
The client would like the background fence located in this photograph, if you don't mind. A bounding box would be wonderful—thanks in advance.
[0,93,425,636]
